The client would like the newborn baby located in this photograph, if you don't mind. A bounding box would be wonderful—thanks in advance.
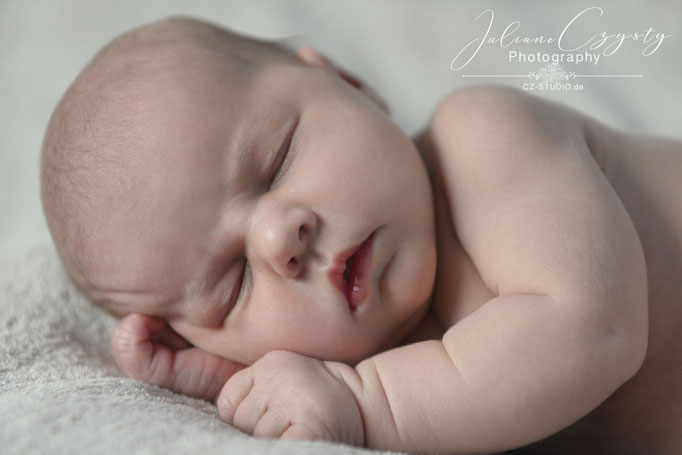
[40,16,682,455]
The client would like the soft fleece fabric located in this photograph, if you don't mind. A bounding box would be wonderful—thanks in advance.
[0,245,401,455]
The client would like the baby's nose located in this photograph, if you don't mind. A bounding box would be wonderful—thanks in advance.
[275,225,308,278]
[253,204,317,279]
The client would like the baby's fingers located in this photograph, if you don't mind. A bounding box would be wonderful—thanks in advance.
[112,313,175,384]
[112,313,245,400]
[281,424,319,441]
[217,366,255,425]
[253,409,293,439]
[218,368,293,439]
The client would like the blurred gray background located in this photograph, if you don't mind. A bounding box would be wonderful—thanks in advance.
[1,0,680,259]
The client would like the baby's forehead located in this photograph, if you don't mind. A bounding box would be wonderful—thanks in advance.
[115,45,252,108]
[87,31,304,167]
[89,52,254,165]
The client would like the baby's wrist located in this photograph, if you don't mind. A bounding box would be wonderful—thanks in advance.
[324,359,405,451]
[321,360,367,446]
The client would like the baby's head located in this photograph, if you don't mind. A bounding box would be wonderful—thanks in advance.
[41,17,436,365]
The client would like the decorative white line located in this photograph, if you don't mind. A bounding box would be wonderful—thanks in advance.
[573,74,643,77]
[462,74,643,78]
[461,75,528,77]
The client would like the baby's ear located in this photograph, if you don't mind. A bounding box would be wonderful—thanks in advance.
[296,46,390,115]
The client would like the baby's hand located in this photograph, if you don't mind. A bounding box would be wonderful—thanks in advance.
[112,313,245,400]
[217,350,364,445]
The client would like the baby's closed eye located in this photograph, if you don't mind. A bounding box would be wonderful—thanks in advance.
[267,116,299,190]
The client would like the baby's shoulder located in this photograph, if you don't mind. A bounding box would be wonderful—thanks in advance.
[426,85,585,151]
[419,84,590,206]
[417,84,645,303]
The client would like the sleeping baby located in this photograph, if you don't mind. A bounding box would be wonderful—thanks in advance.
[40,16,682,455]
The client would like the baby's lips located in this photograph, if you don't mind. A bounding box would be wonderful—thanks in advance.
[328,259,349,298]
[328,240,365,307]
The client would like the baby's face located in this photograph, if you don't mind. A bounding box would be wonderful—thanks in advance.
[91,58,436,365]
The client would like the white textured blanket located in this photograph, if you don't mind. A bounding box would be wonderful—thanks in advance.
[0,246,399,455]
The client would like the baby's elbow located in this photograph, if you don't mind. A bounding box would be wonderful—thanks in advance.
[618,292,649,381]
[559,269,648,388]
[601,308,648,389]
[613,237,649,380]
[573,217,649,383]
[592,274,649,384]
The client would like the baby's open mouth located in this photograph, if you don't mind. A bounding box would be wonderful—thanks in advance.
[329,231,376,313]
[343,255,354,282]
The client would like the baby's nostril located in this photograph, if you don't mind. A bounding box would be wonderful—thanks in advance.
[299,225,306,240]
[288,257,297,268]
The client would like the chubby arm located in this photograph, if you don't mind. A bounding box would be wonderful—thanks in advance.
[334,86,649,453]
[341,295,634,453]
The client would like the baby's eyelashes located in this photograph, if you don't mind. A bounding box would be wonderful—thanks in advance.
[268,116,299,190]
[219,258,249,325]
[234,258,250,310]
[182,295,233,329]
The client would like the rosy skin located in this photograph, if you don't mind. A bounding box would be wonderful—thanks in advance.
[104,43,435,392]
[107,34,650,452]
[99,44,437,369]
[107,44,435,444]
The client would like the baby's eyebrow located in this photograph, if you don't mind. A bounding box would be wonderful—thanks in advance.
[182,268,238,326]
[181,276,213,322]
[183,276,209,303]
[222,123,255,190]
[89,285,181,319]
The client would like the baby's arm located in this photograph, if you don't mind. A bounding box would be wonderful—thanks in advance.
[338,86,649,453]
